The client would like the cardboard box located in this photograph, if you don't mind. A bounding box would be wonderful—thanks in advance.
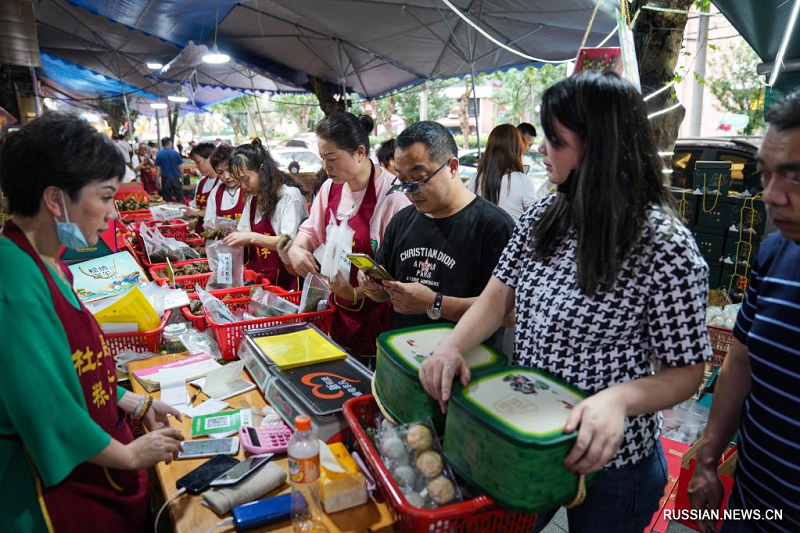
[646,437,692,533]
[673,441,738,531]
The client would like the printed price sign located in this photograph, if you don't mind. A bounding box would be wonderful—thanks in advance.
[218,253,233,285]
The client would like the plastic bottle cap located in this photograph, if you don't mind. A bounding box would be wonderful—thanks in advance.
[294,415,311,431]
[164,323,188,338]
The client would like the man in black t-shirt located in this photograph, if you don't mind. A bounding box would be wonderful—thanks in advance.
[359,121,514,331]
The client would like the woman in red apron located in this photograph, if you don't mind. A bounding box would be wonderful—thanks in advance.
[188,142,219,234]
[133,143,158,193]
[0,113,183,532]
[202,144,246,232]
[224,139,308,291]
[287,113,410,361]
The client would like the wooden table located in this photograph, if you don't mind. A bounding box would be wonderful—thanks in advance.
[128,355,395,533]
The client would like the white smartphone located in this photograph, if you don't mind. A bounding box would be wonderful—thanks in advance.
[209,453,274,487]
[177,437,240,459]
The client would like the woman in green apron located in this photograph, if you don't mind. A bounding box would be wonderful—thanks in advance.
[0,112,184,532]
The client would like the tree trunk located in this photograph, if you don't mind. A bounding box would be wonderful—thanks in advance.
[458,82,471,150]
[309,75,345,116]
[632,0,694,154]
[168,104,180,144]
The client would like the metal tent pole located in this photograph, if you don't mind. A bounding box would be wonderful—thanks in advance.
[470,64,481,156]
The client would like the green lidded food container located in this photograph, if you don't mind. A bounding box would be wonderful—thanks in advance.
[443,366,591,513]
[375,324,507,433]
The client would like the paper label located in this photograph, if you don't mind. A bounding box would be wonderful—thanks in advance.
[218,253,233,284]
[289,455,320,483]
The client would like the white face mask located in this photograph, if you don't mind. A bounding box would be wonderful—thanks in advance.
[54,192,88,249]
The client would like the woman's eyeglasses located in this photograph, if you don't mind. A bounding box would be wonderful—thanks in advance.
[386,159,450,195]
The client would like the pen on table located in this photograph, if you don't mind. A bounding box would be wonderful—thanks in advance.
[189,389,201,405]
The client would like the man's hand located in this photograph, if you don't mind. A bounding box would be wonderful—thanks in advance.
[383,280,436,315]
[357,270,389,302]
[419,346,471,413]
[687,444,726,533]
[287,245,319,277]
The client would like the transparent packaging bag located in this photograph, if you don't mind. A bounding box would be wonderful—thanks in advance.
[299,273,331,313]
[249,287,299,318]
[206,240,244,289]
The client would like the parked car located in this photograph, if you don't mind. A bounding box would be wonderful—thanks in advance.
[276,134,318,152]
[457,149,547,182]
[669,137,759,189]
[270,147,322,174]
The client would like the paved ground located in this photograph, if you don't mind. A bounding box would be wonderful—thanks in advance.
[539,507,698,533]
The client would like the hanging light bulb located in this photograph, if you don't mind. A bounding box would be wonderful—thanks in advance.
[202,44,230,64]
[202,0,230,64]
[146,62,163,70]
[168,95,189,103]
[150,103,168,109]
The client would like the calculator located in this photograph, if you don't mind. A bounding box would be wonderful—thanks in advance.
[239,424,294,454]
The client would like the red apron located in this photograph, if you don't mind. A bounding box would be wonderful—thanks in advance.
[324,164,391,357]
[245,196,300,291]
[214,185,246,221]
[194,177,217,234]
[139,159,157,194]
[2,221,148,532]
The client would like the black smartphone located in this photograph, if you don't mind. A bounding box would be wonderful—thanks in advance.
[175,455,240,495]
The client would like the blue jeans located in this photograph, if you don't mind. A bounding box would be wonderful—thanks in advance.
[533,440,668,533]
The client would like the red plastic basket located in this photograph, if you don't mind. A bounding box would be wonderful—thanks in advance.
[342,394,537,532]
[137,218,190,241]
[181,284,287,331]
[206,291,335,360]
[154,268,263,295]
[708,325,734,366]
[184,232,204,247]
[148,259,210,283]
[104,310,172,358]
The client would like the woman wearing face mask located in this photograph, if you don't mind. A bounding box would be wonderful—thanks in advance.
[202,143,246,230]
[223,139,308,291]
[287,113,410,360]
[0,112,184,532]
[419,72,710,532]
[187,142,219,234]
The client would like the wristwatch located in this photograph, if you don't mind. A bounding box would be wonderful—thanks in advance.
[426,292,443,320]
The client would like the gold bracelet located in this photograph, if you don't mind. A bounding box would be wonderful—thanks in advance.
[136,395,153,421]
[352,287,358,305]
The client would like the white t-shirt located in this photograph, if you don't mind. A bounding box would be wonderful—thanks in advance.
[467,171,540,223]
[237,184,309,238]
[203,185,243,226]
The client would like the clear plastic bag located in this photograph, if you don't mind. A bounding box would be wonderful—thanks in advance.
[201,217,239,239]
[249,287,299,318]
[196,285,238,324]
[299,273,331,313]
[206,240,244,289]
[320,212,354,280]
[179,328,223,360]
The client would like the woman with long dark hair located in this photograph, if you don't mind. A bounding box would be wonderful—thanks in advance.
[224,139,308,290]
[287,112,410,361]
[468,124,537,222]
[419,72,711,532]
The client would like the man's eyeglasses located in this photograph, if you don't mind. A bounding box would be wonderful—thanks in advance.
[386,159,450,195]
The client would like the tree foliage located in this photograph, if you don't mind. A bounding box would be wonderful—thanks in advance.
[208,96,249,139]
[707,39,765,135]
[488,64,568,125]
[399,81,455,126]
[95,96,138,136]
[270,93,323,133]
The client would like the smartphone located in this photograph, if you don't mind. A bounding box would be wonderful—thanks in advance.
[347,253,395,281]
[209,453,274,487]
[232,493,292,530]
[176,454,240,495]
[177,437,240,459]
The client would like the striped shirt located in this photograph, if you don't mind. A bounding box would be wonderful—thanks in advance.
[732,233,800,532]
